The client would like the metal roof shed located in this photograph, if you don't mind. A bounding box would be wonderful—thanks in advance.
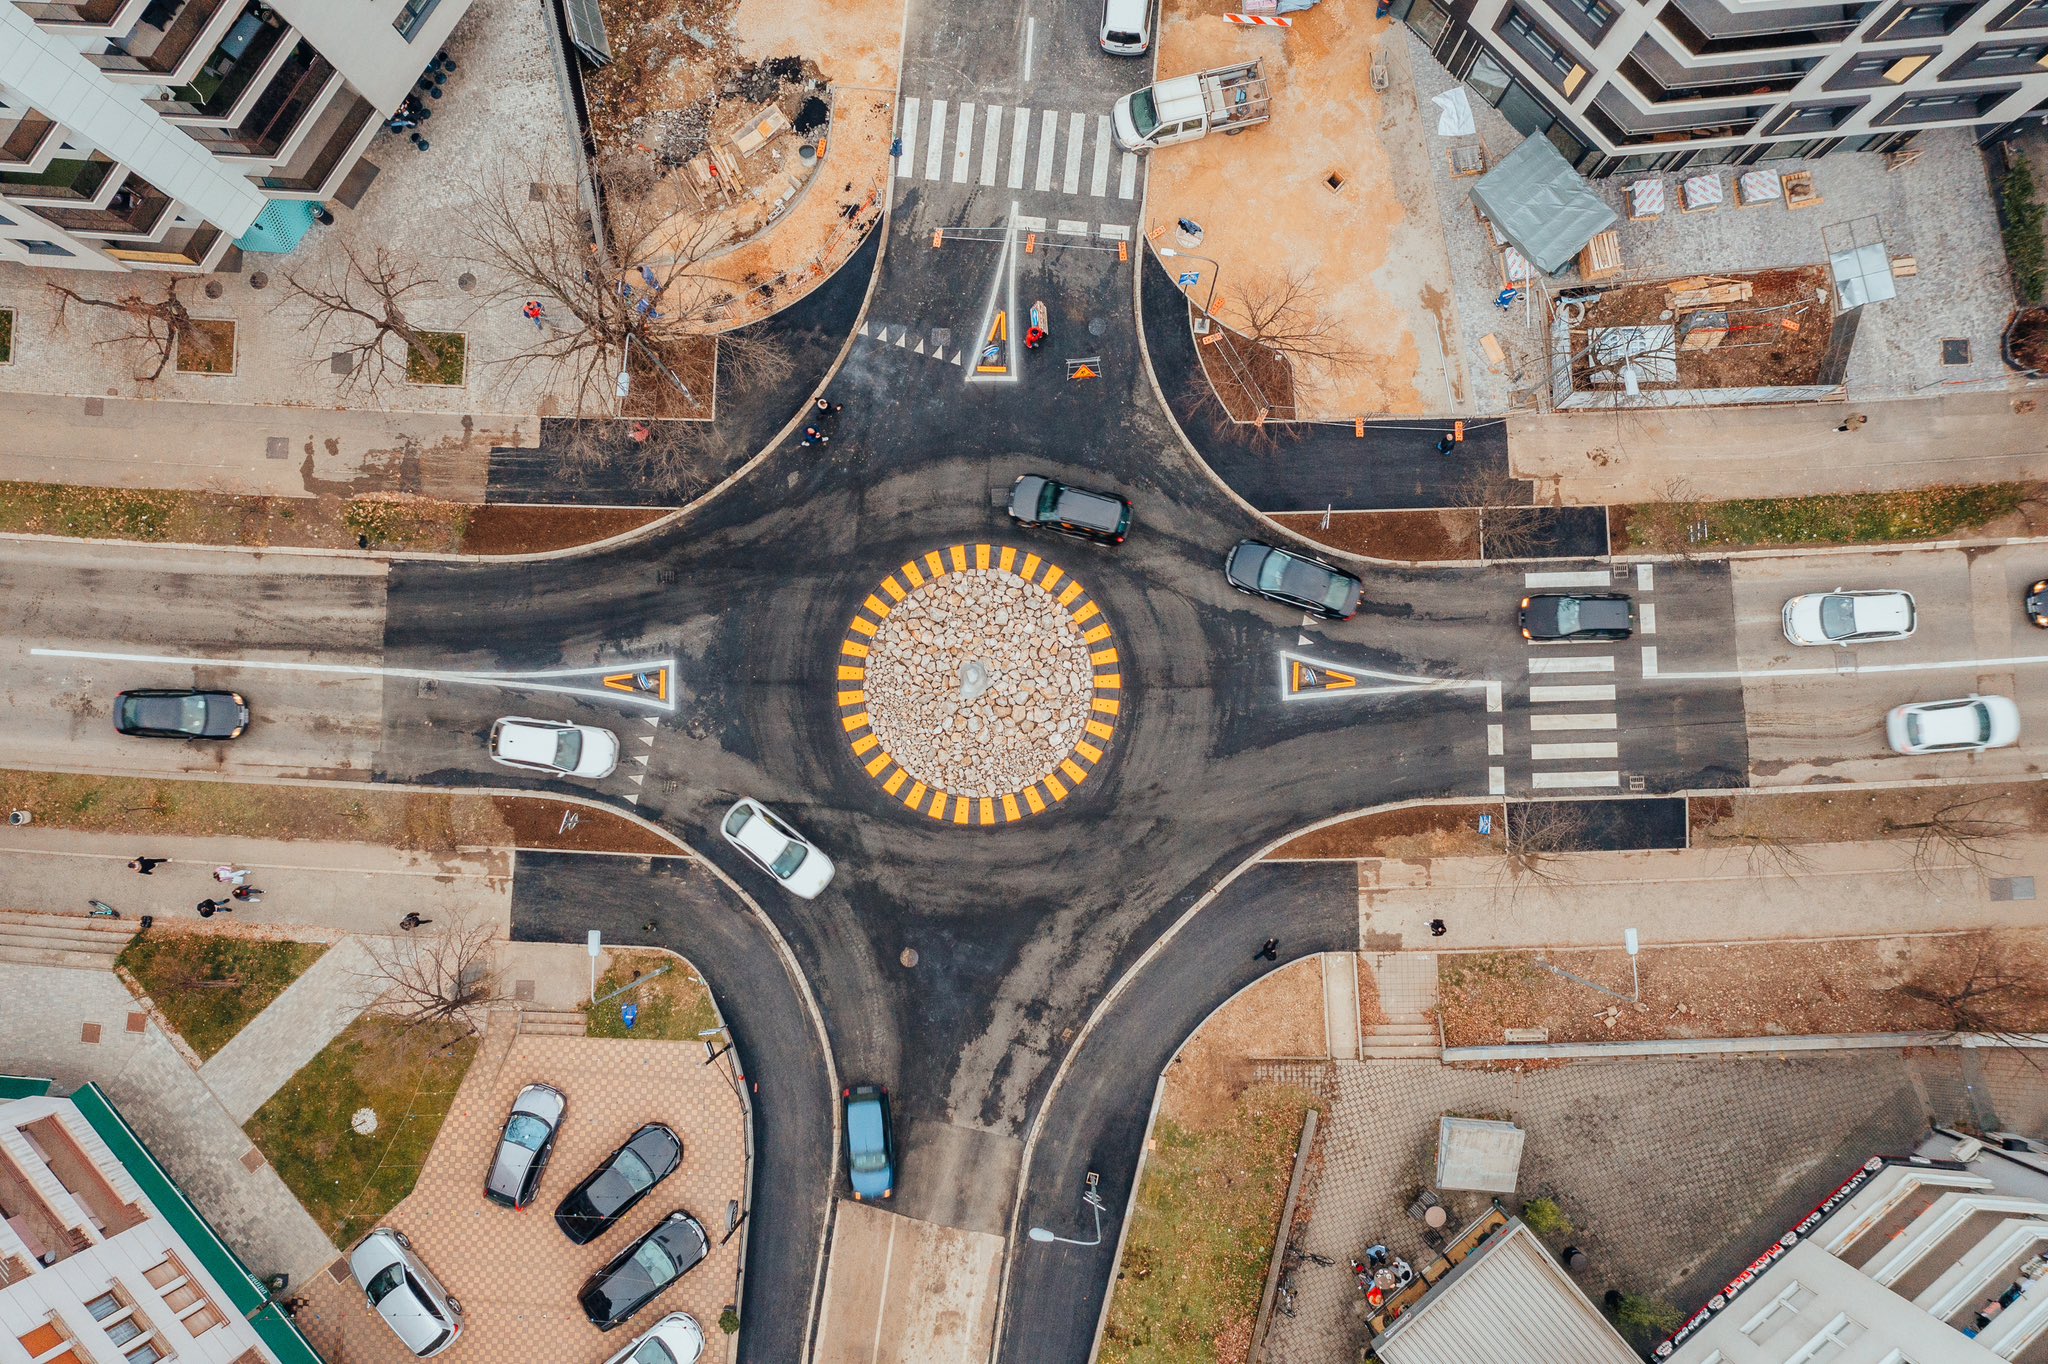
[1469,136,1618,277]
[1375,1220,1638,1364]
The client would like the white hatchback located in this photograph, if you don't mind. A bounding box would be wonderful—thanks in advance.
[603,1312,705,1364]
[1782,589,1917,646]
[721,798,835,899]
[349,1228,464,1357]
[488,717,619,778]
[1886,695,2021,755]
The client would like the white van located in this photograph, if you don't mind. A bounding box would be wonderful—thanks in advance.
[1099,0,1152,55]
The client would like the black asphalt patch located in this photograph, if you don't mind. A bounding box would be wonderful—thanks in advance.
[1511,505,1613,560]
[1507,796,1689,851]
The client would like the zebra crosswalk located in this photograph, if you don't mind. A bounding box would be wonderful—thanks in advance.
[896,96,1141,201]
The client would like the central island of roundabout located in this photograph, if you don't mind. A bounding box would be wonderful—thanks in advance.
[837,543,1123,823]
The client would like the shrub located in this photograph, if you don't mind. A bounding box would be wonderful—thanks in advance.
[1610,1292,1684,1347]
[718,1306,740,1335]
[2002,153,2047,304]
[1520,1196,1572,1239]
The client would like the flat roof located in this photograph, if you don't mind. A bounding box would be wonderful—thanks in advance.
[1437,1117,1525,1193]
[1377,1221,1638,1364]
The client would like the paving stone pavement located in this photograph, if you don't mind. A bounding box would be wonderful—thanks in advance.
[1256,1050,2048,1364]
[199,936,383,1123]
[0,962,338,1287]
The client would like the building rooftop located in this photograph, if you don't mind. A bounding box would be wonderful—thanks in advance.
[1375,1218,1638,1364]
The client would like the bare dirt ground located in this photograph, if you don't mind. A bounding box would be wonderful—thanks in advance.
[1272,508,1480,562]
[1147,0,1465,418]
[1565,266,1835,392]
[1165,956,1326,1128]
[1690,784,2048,847]
[1269,802,1504,861]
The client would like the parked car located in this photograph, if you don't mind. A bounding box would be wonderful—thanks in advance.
[1519,592,1633,643]
[1223,541,1362,621]
[1006,474,1132,546]
[488,716,619,779]
[721,798,835,899]
[349,1228,464,1358]
[601,1313,705,1364]
[1098,0,1152,54]
[113,688,247,739]
[556,1123,685,1245]
[1781,588,1917,646]
[1885,695,2021,755]
[484,1082,566,1209]
[844,1084,896,1201]
[578,1210,711,1331]
[2027,577,2048,629]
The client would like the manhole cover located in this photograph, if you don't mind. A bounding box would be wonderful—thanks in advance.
[900,948,919,968]
[1088,316,1106,337]
[351,1108,379,1135]
[1941,338,1970,366]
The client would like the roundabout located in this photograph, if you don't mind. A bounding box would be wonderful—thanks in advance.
[837,543,1121,824]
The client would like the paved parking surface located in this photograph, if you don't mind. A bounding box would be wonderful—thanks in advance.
[813,1199,1003,1364]
[294,1027,746,1363]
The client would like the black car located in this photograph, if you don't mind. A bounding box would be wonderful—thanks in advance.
[1520,592,1634,642]
[577,1209,709,1331]
[113,689,248,739]
[555,1123,684,1244]
[1224,541,1363,620]
[1006,475,1132,546]
[2028,578,2048,629]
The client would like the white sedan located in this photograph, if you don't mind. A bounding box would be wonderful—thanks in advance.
[602,1312,705,1364]
[1886,695,2021,755]
[1782,589,1916,646]
[488,717,619,778]
[721,798,835,899]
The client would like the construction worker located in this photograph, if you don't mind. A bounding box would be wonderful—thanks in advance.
[1024,325,1047,350]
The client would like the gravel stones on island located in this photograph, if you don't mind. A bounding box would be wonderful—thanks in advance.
[864,567,1099,798]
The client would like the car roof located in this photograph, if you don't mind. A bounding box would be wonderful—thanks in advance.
[846,1090,887,1151]
[1913,699,1984,745]
[728,803,794,865]
[1845,593,1913,631]
[494,719,562,764]
[1052,485,1126,531]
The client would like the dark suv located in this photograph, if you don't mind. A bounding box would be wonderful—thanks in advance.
[1006,475,1132,546]
[1519,592,1634,642]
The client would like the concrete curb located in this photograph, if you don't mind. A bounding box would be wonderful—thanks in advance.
[1442,1029,2048,1063]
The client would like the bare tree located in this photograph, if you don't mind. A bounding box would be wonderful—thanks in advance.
[1884,795,2026,880]
[1707,829,1819,882]
[553,415,745,500]
[1221,269,1365,386]
[284,244,444,395]
[1498,801,1594,897]
[1452,461,1546,561]
[46,279,211,382]
[1889,931,2048,1045]
[357,916,505,1037]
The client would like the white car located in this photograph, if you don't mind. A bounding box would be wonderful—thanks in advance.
[1886,695,2021,755]
[489,717,619,778]
[1782,589,1917,646]
[349,1228,463,1357]
[721,798,835,899]
[603,1312,706,1364]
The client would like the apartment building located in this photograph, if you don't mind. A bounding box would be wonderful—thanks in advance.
[0,0,474,272]
[1390,0,2048,174]
[1659,1129,2048,1362]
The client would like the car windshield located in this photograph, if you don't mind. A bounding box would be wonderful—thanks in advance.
[724,805,753,836]
[1819,595,1857,639]
[771,840,808,880]
[1037,483,1062,518]
[553,730,584,769]
[504,1114,551,1151]
[1976,704,1992,743]
[1129,88,1159,137]
[1319,576,1352,611]
[365,1263,405,1305]
[630,1341,678,1364]
[1255,551,1293,592]
[632,1238,678,1287]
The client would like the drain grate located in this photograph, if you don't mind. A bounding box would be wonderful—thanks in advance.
[266,436,289,460]
[1325,170,1346,191]
[1941,338,1970,366]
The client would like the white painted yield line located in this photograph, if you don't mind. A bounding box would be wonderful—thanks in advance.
[1651,651,2048,683]
[1008,107,1031,189]
[1529,683,1616,703]
[924,98,947,180]
[1524,570,1610,588]
[1531,741,1619,760]
[1530,713,1618,731]
[897,96,919,178]
[1062,111,1086,194]
[1528,656,1614,674]
[979,104,1002,186]
[1089,114,1113,196]
[1533,771,1621,790]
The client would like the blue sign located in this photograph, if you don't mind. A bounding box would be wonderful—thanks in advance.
[621,1003,638,1029]
[1479,814,1494,836]
[1177,271,1201,287]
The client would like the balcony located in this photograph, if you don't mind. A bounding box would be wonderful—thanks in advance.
[32,175,173,237]
[1586,82,1772,142]
[103,223,223,267]
[1658,0,1876,53]
[91,0,235,78]
[154,3,289,121]
[1622,36,1818,101]
[257,88,376,193]
[0,154,117,203]
[16,0,135,25]
[181,42,334,158]
[0,114,58,168]
[0,1146,85,1267]
[18,1118,145,1239]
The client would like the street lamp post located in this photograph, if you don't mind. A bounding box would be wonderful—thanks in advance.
[1155,246,1220,333]
[1027,1177,1108,1247]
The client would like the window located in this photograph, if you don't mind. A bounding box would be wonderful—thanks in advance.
[392,0,441,39]
[1870,0,1981,36]
[1827,49,1939,85]
[1742,1280,1817,1343]
[84,1293,121,1321]
[1989,0,2048,26]
[18,240,71,256]
[103,1318,141,1347]
[1499,7,1589,92]
[124,1343,163,1364]
[1787,1313,1865,1363]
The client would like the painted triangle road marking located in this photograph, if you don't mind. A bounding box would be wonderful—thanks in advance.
[1298,634,1313,645]
[638,733,655,745]
[1288,659,1357,696]
[895,328,908,347]
[952,351,963,366]
[624,794,640,806]
[914,338,926,355]
[632,753,649,767]
[629,772,645,787]
[643,715,661,728]
[857,320,871,337]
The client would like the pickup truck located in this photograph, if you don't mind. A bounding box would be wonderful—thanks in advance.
[1111,60,1270,152]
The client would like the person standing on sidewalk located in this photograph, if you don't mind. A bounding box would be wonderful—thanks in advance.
[128,857,167,874]
[195,899,231,919]
[212,864,249,886]
[230,885,263,904]
[399,913,432,931]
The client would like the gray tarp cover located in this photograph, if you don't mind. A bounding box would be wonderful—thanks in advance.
[1469,135,1618,276]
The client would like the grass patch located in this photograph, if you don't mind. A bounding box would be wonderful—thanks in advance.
[1614,482,2032,552]
[406,330,467,386]
[247,1015,478,1247]
[2001,153,2046,305]
[0,478,471,551]
[585,949,720,1040]
[1101,1083,1317,1364]
[0,307,14,364]
[118,931,326,1060]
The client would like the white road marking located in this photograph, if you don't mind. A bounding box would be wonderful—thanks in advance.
[1487,724,1504,756]
[897,96,919,178]
[1008,107,1031,189]
[1529,683,1616,703]
[1021,17,1036,81]
[1652,651,2048,682]
[1640,602,1657,635]
[1062,111,1085,195]
[1532,771,1621,790]
[925,98,947,181]
[1488,766,1506,795]
[1528,656,1614,674]
[1531,741,1620,760]
[1097,224,1130,241]
[963,202,1021,387]
[1035,112,1057,192]
[1278,651,1498,705]
[979,104,1002,186]
[1056,218,1088,236]
[1524,569,1612,588]
[1641,645,1659,676]
[1636,563,1655,591]
[1119,150,1138,199]
[1530,713,1618,731]
[1014,214,1047,230]
[867,1213,901,1364]
[1486,682,1502,712]
[1089,114,1113,197]
[952,101,974,183]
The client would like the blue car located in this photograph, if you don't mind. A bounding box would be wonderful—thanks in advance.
[844,1085,895,1201]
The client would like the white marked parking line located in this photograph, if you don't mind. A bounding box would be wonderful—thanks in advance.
[1529,683,1616,703]
[1531,741,1620,760]
[1528,656,1614,674]
[1640,603,1657,635]
[897,96,919,178]
[1489,767,1506,795]
[925,98,947,181]
[979,104,1002,186]
[1034,112,1057,192]
[1636,563,1655,591]
[1651,650,2048,682]
[1488,724,1504,756]
[1529,713,1618,731]
[1062,111,1085,194]
[1008,107,1030,189]
[1533,771,1621,790]
[1118,150,1138,199]
[1641,646,1659,677]
[952,101,974,183]
[1089,114,1113,196]
[1524,569,1612,588]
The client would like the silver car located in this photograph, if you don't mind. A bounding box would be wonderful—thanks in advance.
[485,1082,566,1208]
[349,1228,463,1357]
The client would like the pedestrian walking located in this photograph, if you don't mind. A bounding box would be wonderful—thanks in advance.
[800,426,830,447]
[195,899,231,919]
[212,865,249,886]
[1255,937,1279,962]
[1835,413,1867,433]
[813,397,844,416]
[1434,435,1457,456]
[399,912,432,932]
[128,857,167,875]
[230,885,263,904]
[1429,918,1447,937]
[521,299,546,332]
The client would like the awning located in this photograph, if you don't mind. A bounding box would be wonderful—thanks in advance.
[234,198,319,255]
[1469,135,1618,277]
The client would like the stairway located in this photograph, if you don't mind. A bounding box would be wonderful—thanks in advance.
[515,1007,587,1037]
[1362,953,1441,1060]
[0,908,136,970]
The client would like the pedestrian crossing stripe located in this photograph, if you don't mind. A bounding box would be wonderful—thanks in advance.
[895,96,1141,201]
[1289,660,1356,695]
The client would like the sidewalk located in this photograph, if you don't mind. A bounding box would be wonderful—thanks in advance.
[1359,834,2048,952]
[1511,391,2048,506]
[0,830,512,936]
[199,936,381,1123]
[0,392,535,500]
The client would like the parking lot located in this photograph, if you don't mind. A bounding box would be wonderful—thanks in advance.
[293,1028,747,1363]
